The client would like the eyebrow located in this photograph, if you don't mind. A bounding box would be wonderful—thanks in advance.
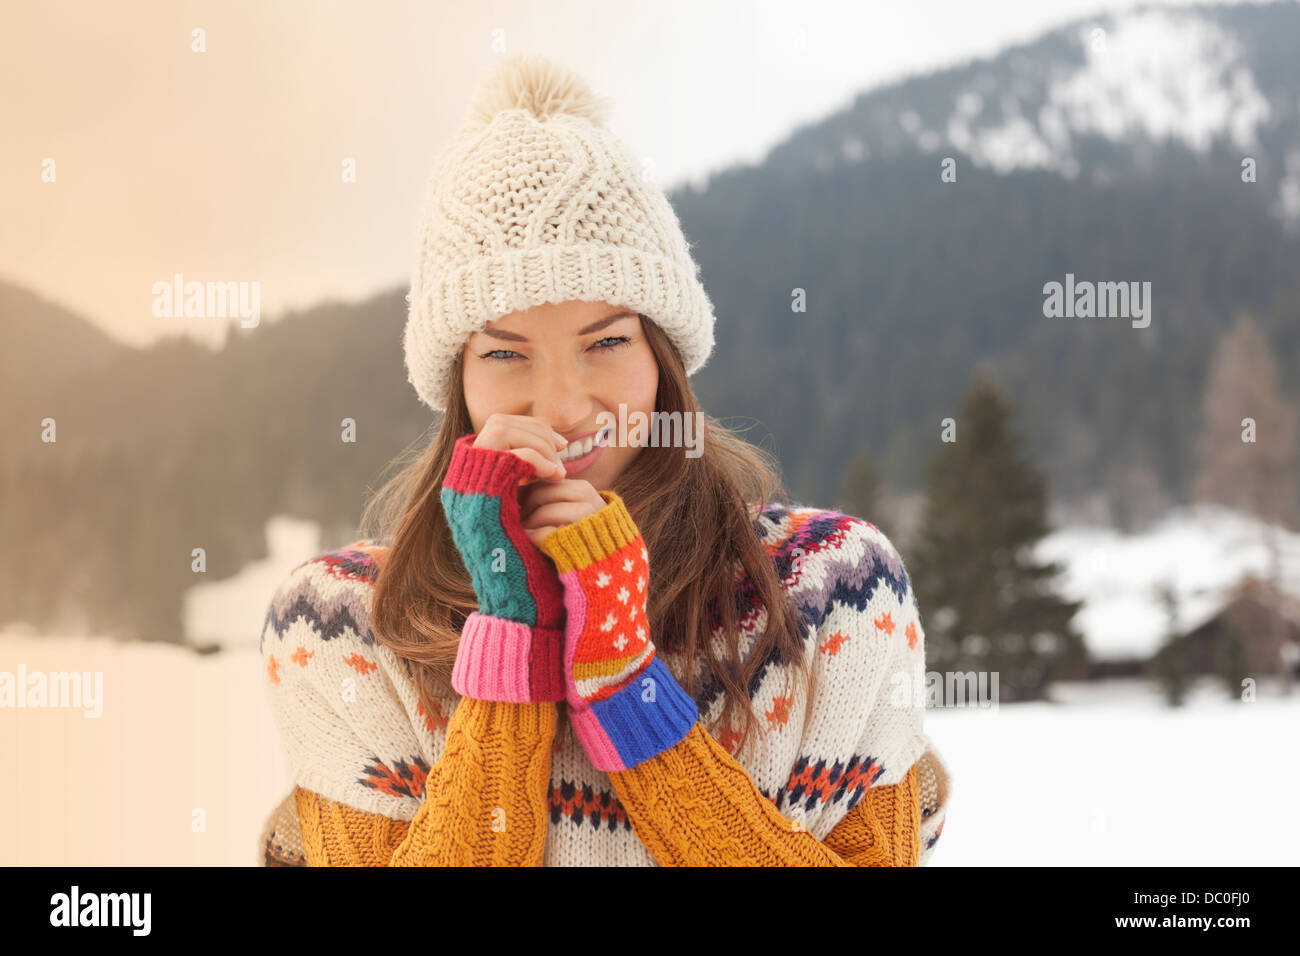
[476,310,637,342]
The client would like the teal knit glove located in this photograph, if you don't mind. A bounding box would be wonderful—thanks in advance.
[441,433,567,702]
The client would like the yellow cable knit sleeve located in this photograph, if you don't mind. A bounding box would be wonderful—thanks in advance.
[822,763,921,866]
[607,721,921,866]
[294,697,556,866]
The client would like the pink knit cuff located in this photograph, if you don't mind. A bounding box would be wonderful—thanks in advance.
[451,612,566,702]
[565,703,624,770]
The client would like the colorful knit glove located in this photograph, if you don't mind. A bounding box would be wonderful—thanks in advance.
[538,491,698,771]
[441,433,567,703]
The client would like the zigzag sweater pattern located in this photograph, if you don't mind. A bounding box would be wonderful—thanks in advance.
[258,501,952,866]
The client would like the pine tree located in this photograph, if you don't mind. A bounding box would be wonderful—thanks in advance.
[909,370,1088,703]
[1194,311,1300,697]
[1193,311,1299,527]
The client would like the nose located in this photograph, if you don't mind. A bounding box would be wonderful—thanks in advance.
[529,357,591,435]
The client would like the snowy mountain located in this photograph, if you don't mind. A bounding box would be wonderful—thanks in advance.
[766,4,1300,232]
[678,1,1300,514]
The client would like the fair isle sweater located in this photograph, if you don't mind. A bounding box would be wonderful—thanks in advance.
[256,503,953,866]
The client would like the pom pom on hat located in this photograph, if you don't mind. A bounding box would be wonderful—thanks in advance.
[467,52,615,127]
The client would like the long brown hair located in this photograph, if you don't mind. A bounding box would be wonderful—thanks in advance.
[359,314,816,762]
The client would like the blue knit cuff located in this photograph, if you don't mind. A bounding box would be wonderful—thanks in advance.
[569,656,699,772]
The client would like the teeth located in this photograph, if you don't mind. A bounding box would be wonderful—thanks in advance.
[559,438,591,462]
[558,426,610,462]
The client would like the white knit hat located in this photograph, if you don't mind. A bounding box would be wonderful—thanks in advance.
[403,53,717,413]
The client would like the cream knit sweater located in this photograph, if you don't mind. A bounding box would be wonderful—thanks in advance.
[257,503,952,866]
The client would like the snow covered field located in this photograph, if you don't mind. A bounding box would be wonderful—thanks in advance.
[1,629,1294,866]
[923,677,1295,865]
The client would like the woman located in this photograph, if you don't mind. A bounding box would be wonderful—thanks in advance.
[258,53,951,866]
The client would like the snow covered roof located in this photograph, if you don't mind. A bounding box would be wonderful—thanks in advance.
[1035,504,1300,660]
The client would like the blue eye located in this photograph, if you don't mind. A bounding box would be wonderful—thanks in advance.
[478,336,631,362]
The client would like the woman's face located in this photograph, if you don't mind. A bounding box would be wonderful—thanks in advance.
[461,299,658,491]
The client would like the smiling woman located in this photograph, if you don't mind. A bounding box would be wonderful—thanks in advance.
[257,51,951,867]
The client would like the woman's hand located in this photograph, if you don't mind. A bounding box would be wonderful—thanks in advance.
[517,479,608,550]
[471,413,570,482]
[469,412,605,546]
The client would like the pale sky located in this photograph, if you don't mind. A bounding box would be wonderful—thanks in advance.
[0,0,1246,348]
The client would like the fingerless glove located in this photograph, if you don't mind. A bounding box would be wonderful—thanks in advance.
[441,433,567,702]
[539,491,698,770]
